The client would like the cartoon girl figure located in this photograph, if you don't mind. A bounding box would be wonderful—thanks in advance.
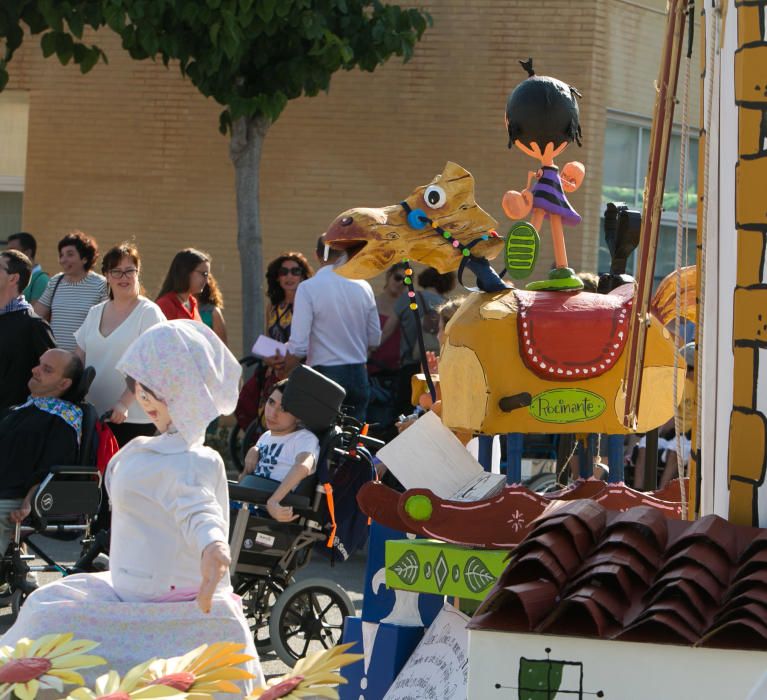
[502,59,585,291]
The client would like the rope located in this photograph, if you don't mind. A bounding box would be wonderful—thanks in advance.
[695,0,720,515]
[556,436,582,487]
[673,1,694,519]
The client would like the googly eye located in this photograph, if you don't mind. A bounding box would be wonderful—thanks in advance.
[423,185,447,209]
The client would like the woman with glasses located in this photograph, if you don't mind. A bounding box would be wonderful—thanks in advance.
[155,248,211,322]
[75,243,166,446]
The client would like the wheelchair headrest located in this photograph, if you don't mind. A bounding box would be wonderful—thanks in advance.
[282,365,346,432]
[69,366,96,404]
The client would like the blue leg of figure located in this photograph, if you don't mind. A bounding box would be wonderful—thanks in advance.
[477,435,494,471]
[607,434,624,483]
[506,433,523,484]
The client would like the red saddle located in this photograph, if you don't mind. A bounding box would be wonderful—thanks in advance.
[515,284,634,381]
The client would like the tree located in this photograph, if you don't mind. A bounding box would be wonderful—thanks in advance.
[0,0,430,351]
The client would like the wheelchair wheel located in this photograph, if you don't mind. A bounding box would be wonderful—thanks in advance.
[238,577,292,653]
[269,577,355,668]
[9,588,27,621]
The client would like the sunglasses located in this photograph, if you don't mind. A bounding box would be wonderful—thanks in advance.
[279,267,303,277]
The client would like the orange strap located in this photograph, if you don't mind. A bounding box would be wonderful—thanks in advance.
[323,483,336,548]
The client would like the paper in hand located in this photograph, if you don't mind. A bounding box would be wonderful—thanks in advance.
[251,334,288,358]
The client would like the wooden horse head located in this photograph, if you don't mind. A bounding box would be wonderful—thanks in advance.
[324,162,504,280]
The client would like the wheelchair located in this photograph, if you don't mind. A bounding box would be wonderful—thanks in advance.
[227,365,382,667]
[0,367,104,619]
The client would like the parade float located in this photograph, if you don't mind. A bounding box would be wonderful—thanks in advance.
[325,0,767,696]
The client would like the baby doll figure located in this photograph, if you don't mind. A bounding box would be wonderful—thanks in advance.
[502,58,586,291]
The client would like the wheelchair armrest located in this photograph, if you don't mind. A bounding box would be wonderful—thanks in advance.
[47,464,99,475]
[228,477,312,510]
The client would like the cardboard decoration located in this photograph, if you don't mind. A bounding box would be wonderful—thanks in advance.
[324,161,504,280]
[385,539,508,600]
[356,478,687,549]
[439,285,684,435]
[325,163,683,436]
[502,59,586,290]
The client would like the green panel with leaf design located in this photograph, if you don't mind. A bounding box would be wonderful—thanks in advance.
[385,539,508,600]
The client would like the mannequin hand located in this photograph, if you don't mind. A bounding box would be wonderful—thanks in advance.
[198,541,230,613]
[267,498,298,523]
[561,161,585,192]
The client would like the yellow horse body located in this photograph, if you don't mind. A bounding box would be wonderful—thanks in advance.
[325,162,683,435]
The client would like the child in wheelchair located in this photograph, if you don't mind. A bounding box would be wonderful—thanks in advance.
[239,378,320,522]
[227,364,382,665]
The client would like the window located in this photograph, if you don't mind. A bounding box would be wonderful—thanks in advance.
[598,117,697,288]
[0,92,28,243]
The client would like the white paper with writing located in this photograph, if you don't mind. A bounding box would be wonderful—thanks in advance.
[384,603,470,700]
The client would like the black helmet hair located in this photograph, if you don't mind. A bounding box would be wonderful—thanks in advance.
[506,60,583,150]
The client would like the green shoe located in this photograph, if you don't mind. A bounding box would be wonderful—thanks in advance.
[525,267,584,291]
[504,222,540,280]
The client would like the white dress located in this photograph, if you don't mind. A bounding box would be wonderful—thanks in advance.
[0,432,263,692]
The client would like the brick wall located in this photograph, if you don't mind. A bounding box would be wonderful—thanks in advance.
[4,0,698,353]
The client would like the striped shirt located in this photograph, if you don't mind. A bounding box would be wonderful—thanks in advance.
[38,272,108,351]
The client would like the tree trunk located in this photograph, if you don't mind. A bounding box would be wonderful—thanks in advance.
[230,114,270,356]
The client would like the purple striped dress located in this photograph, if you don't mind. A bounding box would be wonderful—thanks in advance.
[531,165,581,226]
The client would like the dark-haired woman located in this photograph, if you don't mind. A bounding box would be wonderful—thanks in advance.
[74,243,165,446]
[156,248,210,322]
[255,252,313,432]
[34,231,108,351]
[195,271,228,345]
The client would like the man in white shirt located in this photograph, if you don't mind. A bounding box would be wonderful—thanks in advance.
[286,237,381,422]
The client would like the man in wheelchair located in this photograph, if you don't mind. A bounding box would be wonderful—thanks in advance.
[0,348,84,556]
[239,378,320,522]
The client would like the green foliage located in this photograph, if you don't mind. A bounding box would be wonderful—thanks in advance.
[0,0,431,128]
[0,1,107,88]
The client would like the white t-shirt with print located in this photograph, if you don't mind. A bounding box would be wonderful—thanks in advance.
[254,428,320,484]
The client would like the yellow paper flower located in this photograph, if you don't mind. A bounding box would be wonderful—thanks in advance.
[248,643,363,700]
[144,643,255,699]
[65,660,186,700]
[0,633,106,700]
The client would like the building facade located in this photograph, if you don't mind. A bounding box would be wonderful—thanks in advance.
[0,0,697,352]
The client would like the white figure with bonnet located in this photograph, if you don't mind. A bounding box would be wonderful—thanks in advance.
[0,320,264,692]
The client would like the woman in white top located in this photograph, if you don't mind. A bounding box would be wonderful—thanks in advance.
[33,231,108,351]
[75,242,166,446]
[1,321,263,692]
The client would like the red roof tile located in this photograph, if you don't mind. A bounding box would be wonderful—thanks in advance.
[469,501,767,650]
